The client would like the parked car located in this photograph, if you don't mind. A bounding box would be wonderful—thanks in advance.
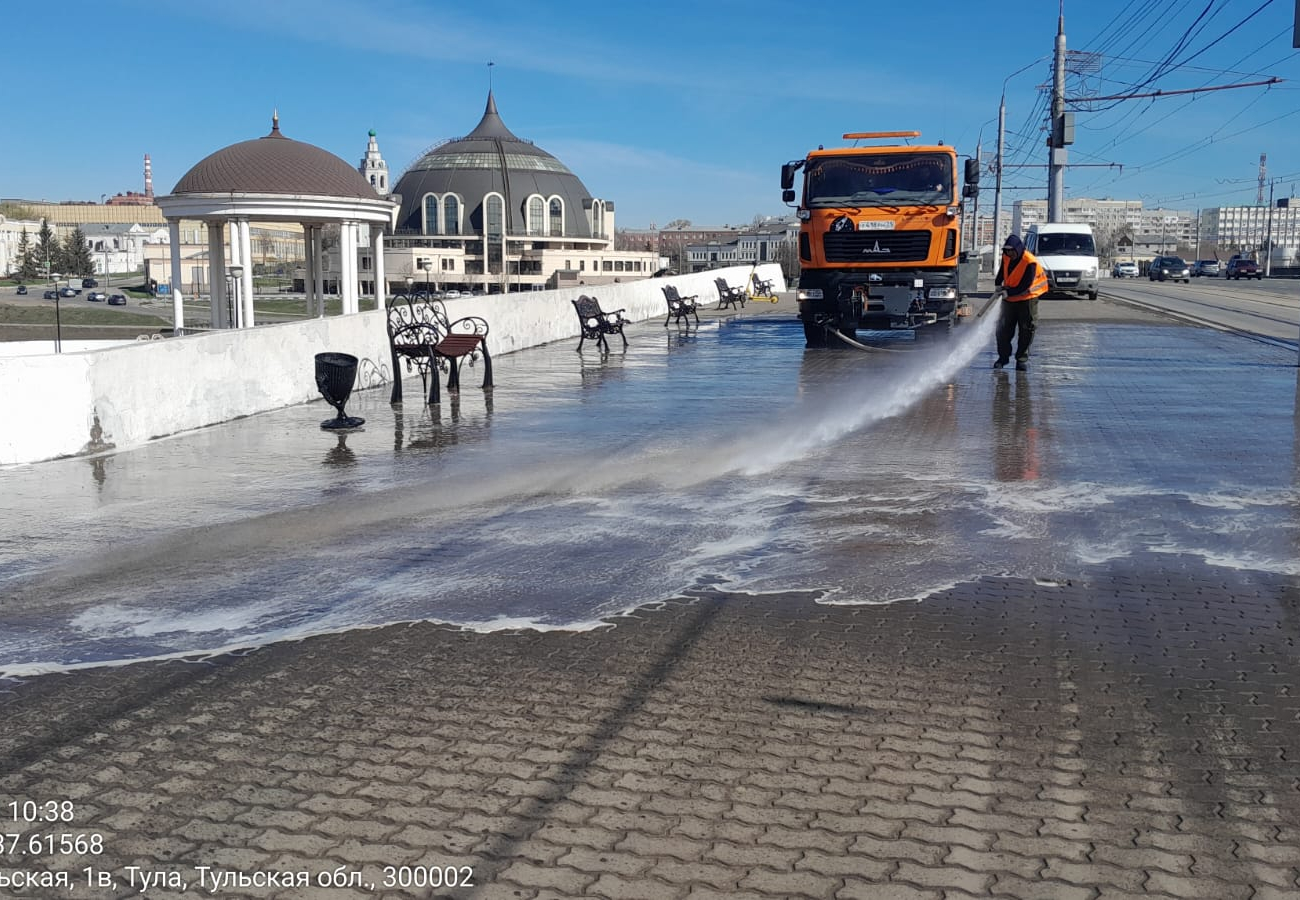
[82,278,98,289]
[43,290,58,300]
[1224,255,1261,280]
[107,294,127,306]
[443,290,462,299]
[1111,261,1138,278]
[15,284,28,295]
[1148,255,1191,283]
[60,287,79,297]
[86,291,107,302]
[1191,260,1220,277]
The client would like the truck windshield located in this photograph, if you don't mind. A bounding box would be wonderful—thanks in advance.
[803,153,953,208]
[1036,233,1096,255]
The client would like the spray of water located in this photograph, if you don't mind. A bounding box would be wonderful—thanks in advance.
[609,306,1004,490]
[7,306,1005,618]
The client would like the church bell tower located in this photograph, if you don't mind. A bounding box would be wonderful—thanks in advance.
[359,130,390,197]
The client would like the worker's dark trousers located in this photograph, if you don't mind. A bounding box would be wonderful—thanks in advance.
[996,298,1038,363]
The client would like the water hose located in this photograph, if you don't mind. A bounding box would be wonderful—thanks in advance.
[826,327,918,353]
[975,290,1006,318]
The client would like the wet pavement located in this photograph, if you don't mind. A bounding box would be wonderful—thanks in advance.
[2,295,1299,898]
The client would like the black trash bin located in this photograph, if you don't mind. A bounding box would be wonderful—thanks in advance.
[315,352,365,430]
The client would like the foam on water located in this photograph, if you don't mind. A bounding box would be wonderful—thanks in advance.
[3,306,1297,677]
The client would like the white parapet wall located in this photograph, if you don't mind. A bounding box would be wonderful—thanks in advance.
[0,265,784,466]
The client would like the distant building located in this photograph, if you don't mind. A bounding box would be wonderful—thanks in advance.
[684,220,797,273]
[0,212,42,277]
[374,92,659,293]
[1011,198,1196,258]
[106,154,156,205]
[1200,201,1300,265]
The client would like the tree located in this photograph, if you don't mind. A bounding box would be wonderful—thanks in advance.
[773,240,800,285]
[1093,223,1132,264]
[61,226,95,276]
[16,228,38,281]
[664,219,691,230]
[35,220,60,277]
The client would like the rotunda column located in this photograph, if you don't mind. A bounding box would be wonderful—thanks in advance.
[236,219,255,327]
[168,220,185,334]
[207,222,228,329]
[311,226,325,316]
[372,227,387,309]
[302,225,317,317]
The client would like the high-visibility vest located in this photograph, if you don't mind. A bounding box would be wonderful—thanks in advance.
[1002,250,1049,301]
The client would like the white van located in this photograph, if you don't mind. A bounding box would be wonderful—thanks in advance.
[1024,223,1099,300]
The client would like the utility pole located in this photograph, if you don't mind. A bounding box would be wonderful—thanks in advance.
[994,94,1006,252]
[1265,180,1275,277]
[970,141,981,254]
[1047,4,1069,222]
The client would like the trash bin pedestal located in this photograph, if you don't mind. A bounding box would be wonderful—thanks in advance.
[315,352,365,430]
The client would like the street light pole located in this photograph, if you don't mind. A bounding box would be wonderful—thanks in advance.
[51,272,63,354]
[993,94,1005,254]
[229,264,244,328]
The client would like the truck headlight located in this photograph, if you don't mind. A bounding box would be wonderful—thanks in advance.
[1084,265,1097,278]
[927,287,958,300]
[797,288,823,300]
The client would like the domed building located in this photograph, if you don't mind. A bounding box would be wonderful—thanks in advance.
[157,113,397,331]
[367,92,659,294]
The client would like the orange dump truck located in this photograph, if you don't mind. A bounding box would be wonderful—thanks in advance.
[781,131,980,346]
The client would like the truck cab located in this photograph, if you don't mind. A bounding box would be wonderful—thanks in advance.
[783,131,978,346]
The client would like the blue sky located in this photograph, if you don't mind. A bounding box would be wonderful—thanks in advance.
[3,0,1298,227]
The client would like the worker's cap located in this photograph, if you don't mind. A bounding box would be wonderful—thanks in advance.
[1002,234,1024,253]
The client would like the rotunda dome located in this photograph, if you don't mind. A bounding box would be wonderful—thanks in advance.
[172,115,380,200]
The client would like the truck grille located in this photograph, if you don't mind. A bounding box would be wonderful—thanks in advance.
[823,230,932,263]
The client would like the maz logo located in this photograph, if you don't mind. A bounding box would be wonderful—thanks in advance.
[862,241,891,254]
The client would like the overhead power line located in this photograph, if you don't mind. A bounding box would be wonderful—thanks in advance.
[1068,76,1282,105]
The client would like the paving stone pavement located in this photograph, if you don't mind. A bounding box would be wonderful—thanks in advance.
[2,554,1299,899]
[2,292,1299,899]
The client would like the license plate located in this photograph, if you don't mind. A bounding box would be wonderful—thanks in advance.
[858,221,896,230]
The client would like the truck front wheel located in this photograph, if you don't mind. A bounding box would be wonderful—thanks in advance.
[803,320,829,348]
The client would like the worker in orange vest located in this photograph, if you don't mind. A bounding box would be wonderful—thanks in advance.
[993,233,1049,371]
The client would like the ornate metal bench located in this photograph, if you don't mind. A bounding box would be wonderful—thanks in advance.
[749,270,777,301]
[387,296,492,405]
[661,284,700,326]
[714,277,747,310]
[572,295,628,353]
